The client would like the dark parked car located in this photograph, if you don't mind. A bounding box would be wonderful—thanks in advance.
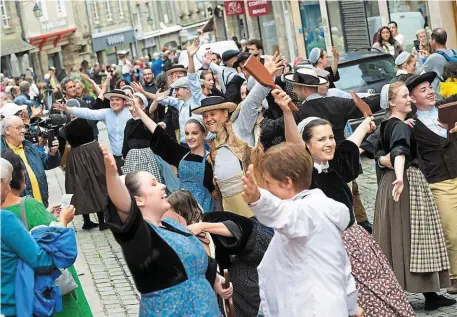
[300,48,396,130]
[333,49,396,130]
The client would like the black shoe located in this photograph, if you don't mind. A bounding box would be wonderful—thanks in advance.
[358,221,373,234]
[99,223,109,231]
[424,295,456,311]
[82,221,99,230]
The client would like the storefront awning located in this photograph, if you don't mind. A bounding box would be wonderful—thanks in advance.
[1,38,35,57]
[29,28,77,50]
[143,25,182,39]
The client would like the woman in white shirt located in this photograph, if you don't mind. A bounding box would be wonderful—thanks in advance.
[242,145,363,317]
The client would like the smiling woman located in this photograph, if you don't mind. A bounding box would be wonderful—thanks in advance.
[101,145,231,317]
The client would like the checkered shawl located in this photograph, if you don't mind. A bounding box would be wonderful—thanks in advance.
[121,147,163,183]
[407,166,450,273]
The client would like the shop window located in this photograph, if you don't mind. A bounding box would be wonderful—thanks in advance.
[327,1,345,53]
[387,0,430,52]
[299,0,325,56]
[258,1,278,55]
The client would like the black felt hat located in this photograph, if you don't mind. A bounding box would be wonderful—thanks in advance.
[234,52,251,68]
[404,71,437,93]
[284,68,328,87]
[191,96,237,115]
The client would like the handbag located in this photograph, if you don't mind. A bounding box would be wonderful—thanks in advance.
[20,197,78,295]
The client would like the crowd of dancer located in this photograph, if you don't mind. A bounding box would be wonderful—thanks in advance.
[1,26,457,317]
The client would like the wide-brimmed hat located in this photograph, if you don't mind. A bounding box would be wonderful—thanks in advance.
[284,68,328,87]
[222,49,240,63]
[166,64,187,76]
[191,96,238,115]
[104,89,130,101]
[0,103,27,117]
[404,71,437,92]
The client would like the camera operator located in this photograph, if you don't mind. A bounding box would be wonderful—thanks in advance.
[0,115,61,207]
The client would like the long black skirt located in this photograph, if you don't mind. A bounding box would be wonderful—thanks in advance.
[65,141,107,215]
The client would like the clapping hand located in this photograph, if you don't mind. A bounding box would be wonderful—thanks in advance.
[203,49,213,65]
[331,46,340,60]
[131,81,144,93]
[242,164,261,204]
[264,51,285,76]
[154,88,170,102]
[293,56,304,67]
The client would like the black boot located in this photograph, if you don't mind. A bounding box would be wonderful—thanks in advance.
[82,214,98,230]
[423,292,457,311]
[357,220,373,234]
[97,212,109,231]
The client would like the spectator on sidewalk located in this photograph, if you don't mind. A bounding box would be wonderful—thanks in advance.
[90,63,103,85]
[247,39,264,64]
[388,21,405,48]
[416,28,457,101]
[151,52,164,77]
[0,115,61,207]
[372,26,403,58]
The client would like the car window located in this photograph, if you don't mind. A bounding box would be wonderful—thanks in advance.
[334,57,396,91]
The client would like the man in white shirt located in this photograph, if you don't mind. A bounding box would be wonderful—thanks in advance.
[242,146,361,317]
[55,89,132,172]
[389,21,405,48]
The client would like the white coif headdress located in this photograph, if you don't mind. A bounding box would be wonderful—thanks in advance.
[297,116,320,137]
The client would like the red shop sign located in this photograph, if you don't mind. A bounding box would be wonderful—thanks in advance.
[224,0,245,16]
[247,0,270,17]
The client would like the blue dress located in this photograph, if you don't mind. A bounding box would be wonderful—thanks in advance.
[179,152,215,213]
[138,219,219,317]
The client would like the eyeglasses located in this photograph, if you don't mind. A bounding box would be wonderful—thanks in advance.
[11,125,26,130]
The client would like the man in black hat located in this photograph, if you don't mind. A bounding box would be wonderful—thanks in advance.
[404,72,457,294]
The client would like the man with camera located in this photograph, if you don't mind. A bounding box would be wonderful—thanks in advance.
[0,115,61,207]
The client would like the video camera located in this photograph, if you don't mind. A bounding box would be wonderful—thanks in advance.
[24,114,69,145]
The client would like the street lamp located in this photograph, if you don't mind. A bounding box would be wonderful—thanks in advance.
[32,3,43,19]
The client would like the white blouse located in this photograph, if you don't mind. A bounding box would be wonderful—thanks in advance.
[250,188,358,317]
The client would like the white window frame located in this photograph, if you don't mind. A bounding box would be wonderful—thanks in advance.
[56,0,66,17]
[0,0,10,28]
[118,0,124,19]
[135,4,142,31]
[91,0,99,24]
[36,0,48,22]
[105,0,112,22]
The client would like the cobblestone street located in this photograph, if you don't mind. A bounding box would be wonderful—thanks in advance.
[43,127,457,317]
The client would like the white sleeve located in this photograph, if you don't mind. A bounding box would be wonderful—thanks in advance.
[71,107,109,121]
[249,188,315,239]
[161,97,183,109]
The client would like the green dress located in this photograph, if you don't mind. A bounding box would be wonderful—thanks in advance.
[4,197,93,317]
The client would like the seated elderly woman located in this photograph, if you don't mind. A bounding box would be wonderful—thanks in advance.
[100,145,232,317]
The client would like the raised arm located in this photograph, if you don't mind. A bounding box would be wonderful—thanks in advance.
[187,222,234,237]
[331,46,340,77]
[101,144,131,220]
[82,74,102,96]
[271,89,304,145]
[347,116,375,147]
[54,101,109,121]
